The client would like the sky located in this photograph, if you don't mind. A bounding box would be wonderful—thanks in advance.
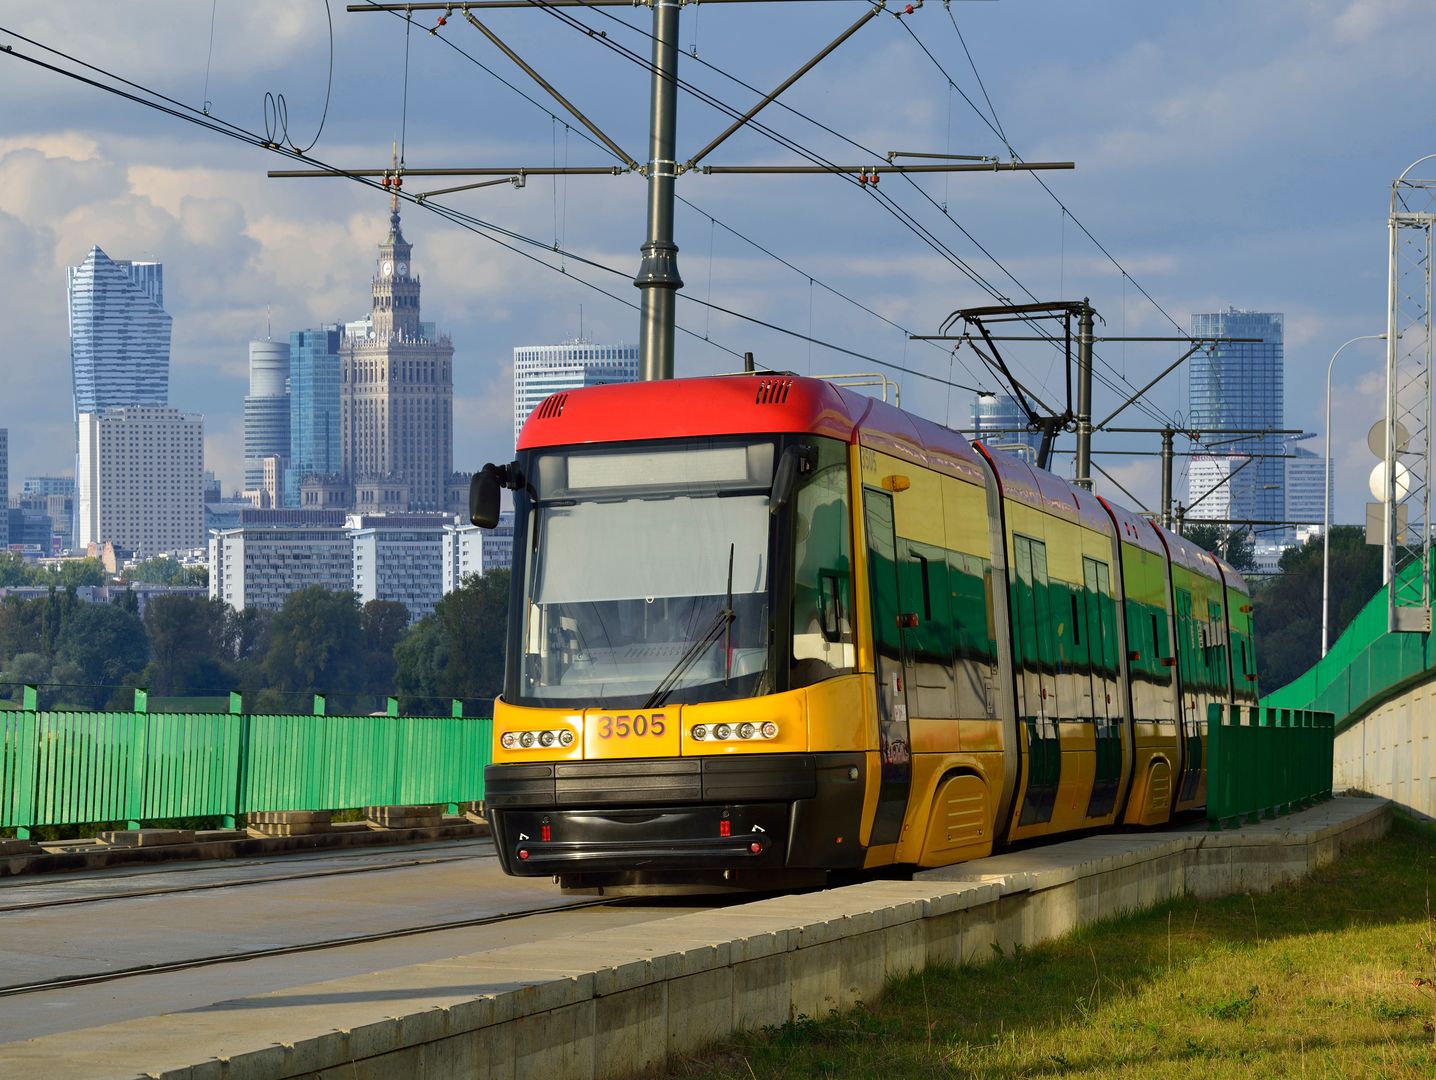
[1,0,1433,529]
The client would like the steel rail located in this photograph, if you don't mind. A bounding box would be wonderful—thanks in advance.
[0,897,615,999]
[0,852,489,914]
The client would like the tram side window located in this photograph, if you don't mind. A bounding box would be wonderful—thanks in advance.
[791,439,855,687]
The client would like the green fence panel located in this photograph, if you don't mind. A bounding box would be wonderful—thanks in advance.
[1,702,493,833]
[1207,702,1335,830]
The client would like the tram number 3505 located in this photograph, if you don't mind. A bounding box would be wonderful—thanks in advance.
[594,713,667,739]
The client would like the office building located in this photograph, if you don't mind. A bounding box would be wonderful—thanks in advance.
[970,393,1041,461]
[67,248,171,415]
[77,407,204,556]
[1287,438,1327,546]
[209,525,353,611]
[340,202,454,511]
[285,326,342,505]
[350,513,449,620]
[513,341,638,446]
[244,338,290,491]
[1186,309,1284,528]
[22,477,74,499]
[1185,455,1238,523]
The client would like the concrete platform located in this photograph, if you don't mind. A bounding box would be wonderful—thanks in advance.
[0,796,1389,1080]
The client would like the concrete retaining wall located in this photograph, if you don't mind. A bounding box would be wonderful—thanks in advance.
[5,797,1389,1080]
[1336,681,1436,818]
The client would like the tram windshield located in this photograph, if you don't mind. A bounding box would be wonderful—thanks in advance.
[514,438,776,708]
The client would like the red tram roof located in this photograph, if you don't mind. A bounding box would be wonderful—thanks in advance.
[515,375,863,449]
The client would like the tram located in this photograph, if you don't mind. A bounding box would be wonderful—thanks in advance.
[471,374,1258,890]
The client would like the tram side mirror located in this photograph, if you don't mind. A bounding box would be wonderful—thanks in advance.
[770,444,818,514]
[470,463,504,529]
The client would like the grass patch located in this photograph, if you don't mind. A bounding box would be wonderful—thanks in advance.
[671,813,1436,1078]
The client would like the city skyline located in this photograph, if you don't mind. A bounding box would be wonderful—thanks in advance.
[0,3,1430,525]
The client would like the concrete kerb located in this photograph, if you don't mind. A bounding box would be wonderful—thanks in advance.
[0,796,1390,1080]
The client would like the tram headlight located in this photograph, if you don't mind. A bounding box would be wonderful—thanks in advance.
[738,722,755,740]
[691,725,708,741]
[761,721,779,739]
[714,723,732,740]
[502,727,577,751]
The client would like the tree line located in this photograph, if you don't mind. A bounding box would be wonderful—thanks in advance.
[0,531,1384,713]
[0,552,208,589]
[0,571,510,715]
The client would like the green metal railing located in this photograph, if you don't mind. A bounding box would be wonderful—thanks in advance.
[1206,702,1334,830]
[1261,557,1435,732]
[0,687,492,838]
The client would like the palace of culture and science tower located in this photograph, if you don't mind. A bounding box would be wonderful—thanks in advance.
[339,195,454,512]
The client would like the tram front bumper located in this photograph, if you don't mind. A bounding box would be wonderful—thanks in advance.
[483,751,867,876]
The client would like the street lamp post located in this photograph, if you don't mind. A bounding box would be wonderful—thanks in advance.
[1323,333,1386,655]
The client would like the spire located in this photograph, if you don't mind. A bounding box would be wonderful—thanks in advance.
[387,141,405,245]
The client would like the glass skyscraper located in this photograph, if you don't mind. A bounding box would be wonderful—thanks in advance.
[285,327,342,506]
[244,339,291,491]
[1186,309,1284,530]
[66,247,171,415]
[970,393,1042,461]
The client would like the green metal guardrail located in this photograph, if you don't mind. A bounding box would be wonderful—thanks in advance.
[1206,702,1334,830]
[1261,557,1434,732]
[0,687,493,838]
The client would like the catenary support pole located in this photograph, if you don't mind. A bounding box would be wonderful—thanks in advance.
[636,0,683,381]
[1160,428,1174,530]
[1073,299,1095,490]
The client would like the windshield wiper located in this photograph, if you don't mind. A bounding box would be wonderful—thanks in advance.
[641,545,736,710]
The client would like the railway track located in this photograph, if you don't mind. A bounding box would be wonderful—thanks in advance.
[0,894,616,999]
[0,848,492,914]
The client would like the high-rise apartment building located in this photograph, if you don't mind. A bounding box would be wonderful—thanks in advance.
[512,341,638,446]
[244,339,290,492]
[970,393,1042,461]
[209,525,352,611]
[350,513,449,620]
[1186,310,1284,527]
[442,510,514,593]
[67,248,171,415]
[340,204,454,511]
[77,407,204,556]
[286,326,342,506]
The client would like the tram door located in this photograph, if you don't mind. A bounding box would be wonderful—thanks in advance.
[863,490,912,846]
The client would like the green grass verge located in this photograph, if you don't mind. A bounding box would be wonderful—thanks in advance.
[672,813,1436,1079]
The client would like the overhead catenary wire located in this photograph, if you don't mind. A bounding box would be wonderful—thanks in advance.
[520,0,1178,431]
[367,0,977,384]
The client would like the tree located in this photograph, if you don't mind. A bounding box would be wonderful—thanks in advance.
[433,570,510,706]
[124,556,185,585]
[1183,523,1258,574]
[1252,526,1382,693]
[360,599,410,696]
[260,587,365,707]
[44,558,108,589]
[0,552,32,586]
[54,602,149,708]
[394,614,449,713]
[142,595,232,696]
[0,652,48,702]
